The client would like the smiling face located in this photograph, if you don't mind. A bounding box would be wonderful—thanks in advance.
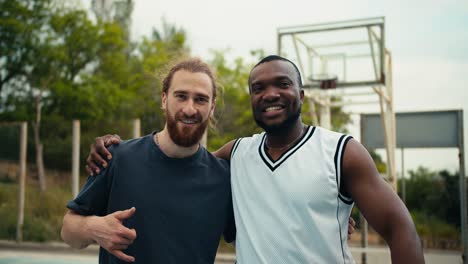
[249,60,304,133]
[162,69,215,147]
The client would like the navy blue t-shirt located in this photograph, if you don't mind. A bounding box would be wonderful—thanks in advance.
[67,133,235,264]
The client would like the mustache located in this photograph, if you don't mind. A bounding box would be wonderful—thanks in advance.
[175,112,203,122]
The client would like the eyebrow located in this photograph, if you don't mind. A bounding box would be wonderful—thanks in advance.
[275,76,293,82]
[173,90,211,99]
[251,75,293,85]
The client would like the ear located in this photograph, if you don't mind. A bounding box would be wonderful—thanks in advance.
[161,92,167,111]
[299,89,305,104]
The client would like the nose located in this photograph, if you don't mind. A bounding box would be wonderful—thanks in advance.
[263,86,280,101]
[182,99,197,116]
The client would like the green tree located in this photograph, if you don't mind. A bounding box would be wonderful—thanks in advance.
[0,2,135,183]
[207,51,258,151]
[405,167,460,228]
[0,0,52,93]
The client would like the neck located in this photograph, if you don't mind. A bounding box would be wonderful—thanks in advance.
[154,127,200,158]
[266,120,305,149]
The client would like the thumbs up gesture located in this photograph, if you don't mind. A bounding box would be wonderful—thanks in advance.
[88,207,137,262]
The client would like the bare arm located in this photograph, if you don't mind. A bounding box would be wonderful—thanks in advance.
[342,139,424,263]
[212,140,236,160]
[61,210,96,249]
[61,208,137,262]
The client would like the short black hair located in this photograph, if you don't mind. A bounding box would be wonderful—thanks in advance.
[250,55,303,87]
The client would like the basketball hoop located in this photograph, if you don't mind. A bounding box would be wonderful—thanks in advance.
[309,74,338,90]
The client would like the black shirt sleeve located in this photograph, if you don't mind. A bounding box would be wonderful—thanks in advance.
[66,148,115,216]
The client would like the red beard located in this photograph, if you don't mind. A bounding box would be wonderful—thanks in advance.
[166,110,208,147]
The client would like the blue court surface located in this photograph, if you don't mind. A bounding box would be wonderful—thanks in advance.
[1,248,460,264]
[0,258,95,264]
[0,250,97,264]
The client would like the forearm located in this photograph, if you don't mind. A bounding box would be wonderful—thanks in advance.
[386,222,425,263]
[61,211,97,249]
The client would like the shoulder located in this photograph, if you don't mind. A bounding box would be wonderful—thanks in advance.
[314,126,347,140]
[232,133,264,154]
[216,133,262,161]
[108,134,152,161]
[212,132,262,161]
[312,126,353,151]
[202,147,230,172]
[343,139,372,170]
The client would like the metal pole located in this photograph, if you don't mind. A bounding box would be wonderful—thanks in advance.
[308,97,319,126]
[319,59,331,130]
[277,33,282,55]
[16,122,27,242]
[367,27,379,81]
[386,52,397,191]
[458,111,467,264]
[319,93,331,129]
[360,213,368,264]
[132,118,141,138]
[72,120,80,198]
[376,87,393,189]
[292,35,305,77]
[402,148,406,203]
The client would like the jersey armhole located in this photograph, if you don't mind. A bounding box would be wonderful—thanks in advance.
[334,135,353,204]
[230,138,243,160]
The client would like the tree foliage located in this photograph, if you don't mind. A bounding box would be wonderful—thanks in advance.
[405,167,461,228]
[0,0,52,93]
[0,1,188,171]
[403,167,462,248]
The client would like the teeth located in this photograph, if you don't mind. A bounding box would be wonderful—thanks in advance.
[181,120,197,124]
[265,106,283,112]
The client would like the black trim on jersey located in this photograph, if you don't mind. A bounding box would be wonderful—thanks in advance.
[230,138,242,160]
[335,135,354,263]
[334,135,345,186]
[339,136,353,199]
[334,135,353,201]
[258,140,275,171]
[258,126,316,172]
[336,197,346,264]
[339,193,353,205]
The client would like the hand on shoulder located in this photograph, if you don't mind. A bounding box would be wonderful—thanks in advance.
[85,134,122,176]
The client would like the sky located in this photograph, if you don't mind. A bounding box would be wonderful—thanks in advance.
[82,0,468,174]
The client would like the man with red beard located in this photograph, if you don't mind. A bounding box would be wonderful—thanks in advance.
[61,58,235,264]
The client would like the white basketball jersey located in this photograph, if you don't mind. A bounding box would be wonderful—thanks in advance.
[231,126,355,264]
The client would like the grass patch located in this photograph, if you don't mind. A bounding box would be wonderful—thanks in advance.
[0,182,72,241]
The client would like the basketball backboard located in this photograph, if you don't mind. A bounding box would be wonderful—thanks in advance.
[277,17,385,89]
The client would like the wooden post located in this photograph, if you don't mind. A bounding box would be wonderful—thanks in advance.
[72,120,80,198]
[458,111,467,264]
[16,122,27,242]
[132,118,141,139]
